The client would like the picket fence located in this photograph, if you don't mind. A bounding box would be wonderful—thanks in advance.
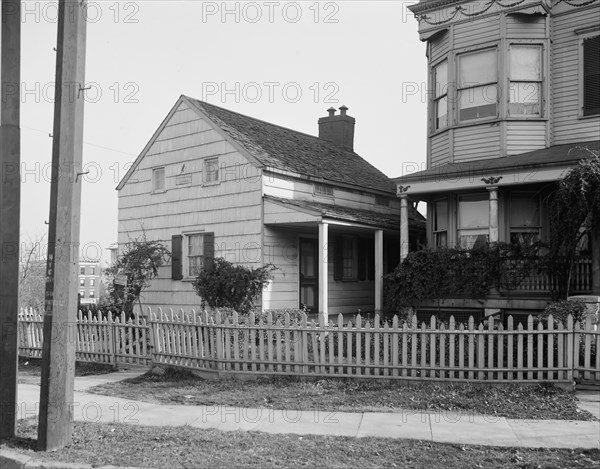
[17,308,600,383]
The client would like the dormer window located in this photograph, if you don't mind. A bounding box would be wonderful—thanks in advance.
[509,45,542,116]
[458,48,498,122]
[434,60,448,130]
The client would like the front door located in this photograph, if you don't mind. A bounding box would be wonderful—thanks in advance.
[299,238,318,313]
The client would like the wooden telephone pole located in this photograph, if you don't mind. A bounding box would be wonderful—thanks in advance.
[0,0,21,440]
[38,0,87,451]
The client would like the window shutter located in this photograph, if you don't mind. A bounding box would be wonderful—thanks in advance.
[171,235,183,280]
[583,36,600,116]
[203,232,215,272]
[333,237,343,281]
[367,238,375,281]
[357,238,367,281]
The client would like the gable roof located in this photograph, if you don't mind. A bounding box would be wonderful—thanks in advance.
[184,97,397,194]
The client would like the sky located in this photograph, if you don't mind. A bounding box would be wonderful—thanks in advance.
[17,0,428,265]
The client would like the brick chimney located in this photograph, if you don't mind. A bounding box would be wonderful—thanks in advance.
[318,105,355,151]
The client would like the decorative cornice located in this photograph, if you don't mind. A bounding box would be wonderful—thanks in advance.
[481,176,503,185]
[411,0,597,26]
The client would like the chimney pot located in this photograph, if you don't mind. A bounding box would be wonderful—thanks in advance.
[339,105,348,116]
[327,107,336,117]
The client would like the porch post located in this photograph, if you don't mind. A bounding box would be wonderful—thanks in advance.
[318,222,328,326]
[375,230,384,314]
[399,194,409,260]
[487,186,499,243]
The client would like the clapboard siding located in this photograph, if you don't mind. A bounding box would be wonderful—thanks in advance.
[551,7,600,144]
[506,121,547,155]
[506,13,546,38]
[453,124,501,162]
[454,17,500,50]
[430,131,450,166]
[430,29,450,64]
[118,100,264,314]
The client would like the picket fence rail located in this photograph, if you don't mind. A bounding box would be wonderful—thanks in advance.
[17,308,600,383]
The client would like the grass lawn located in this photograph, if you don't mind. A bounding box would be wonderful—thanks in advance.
[2,418,598,469]
[87,367,596,421]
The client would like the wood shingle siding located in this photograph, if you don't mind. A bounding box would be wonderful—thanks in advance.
[117,100,264,311]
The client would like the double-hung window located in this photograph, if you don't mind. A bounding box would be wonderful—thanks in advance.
[509,45,542,116]
[188,234,205,277]
[458,195,489,249]
[204,158,219,183]
[433,60,448,130]
[458,49,498,122]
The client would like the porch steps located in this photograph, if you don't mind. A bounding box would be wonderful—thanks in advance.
[576,380,600,392]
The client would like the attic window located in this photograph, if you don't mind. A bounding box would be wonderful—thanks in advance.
[204,158,220,183]
[375,196,390,207]
[314,183,334,197]
[153,167,165,192]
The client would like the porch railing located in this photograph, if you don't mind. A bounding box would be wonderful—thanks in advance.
[504,256,592,294]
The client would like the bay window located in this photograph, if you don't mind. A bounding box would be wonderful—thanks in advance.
[509,45,542,116]
[458,49,498,122]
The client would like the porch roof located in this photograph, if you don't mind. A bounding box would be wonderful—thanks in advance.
[393,140,599,196]
[264,196,424,231]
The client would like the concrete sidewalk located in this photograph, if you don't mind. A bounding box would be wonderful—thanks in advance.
[9,371,600,450]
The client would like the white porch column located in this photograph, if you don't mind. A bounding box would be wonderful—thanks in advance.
[318,222,329,326]
[487,185,499,243]
[375,230,384,314]
[399,194,409,260]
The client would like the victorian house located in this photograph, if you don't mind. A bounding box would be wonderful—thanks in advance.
[394,0,599,319]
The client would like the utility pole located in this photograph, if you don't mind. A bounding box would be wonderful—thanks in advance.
[0,0,21,440]
[38,0,87,451]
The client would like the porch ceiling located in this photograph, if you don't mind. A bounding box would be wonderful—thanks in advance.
[263,196,403,231]
[393,140,600,198]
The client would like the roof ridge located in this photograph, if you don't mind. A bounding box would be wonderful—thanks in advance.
[186,96,356,153]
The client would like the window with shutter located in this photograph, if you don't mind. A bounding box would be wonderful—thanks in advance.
[583,35,600,116]
[171,235,183,280]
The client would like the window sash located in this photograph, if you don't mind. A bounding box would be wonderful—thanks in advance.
[458,196,489,230]
[342,238,356,279]
[153,168,165,192]
[205,159,219,182]
[188,234,205,277]
[458,49,498,122]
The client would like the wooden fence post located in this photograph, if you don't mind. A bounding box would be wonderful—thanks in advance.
[566,314,574,382]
